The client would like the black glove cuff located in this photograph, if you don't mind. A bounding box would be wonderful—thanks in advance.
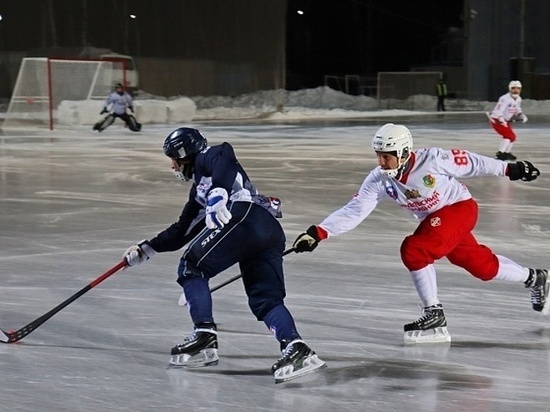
[507,162,522,181]
[306,225,322,242]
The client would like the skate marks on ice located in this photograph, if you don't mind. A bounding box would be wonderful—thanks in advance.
[163,349,489,390]
[281,357,492,391]
[450,338,550,350]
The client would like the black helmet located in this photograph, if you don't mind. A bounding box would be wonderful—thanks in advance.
[163,128,207,159]
[163,128,208,181]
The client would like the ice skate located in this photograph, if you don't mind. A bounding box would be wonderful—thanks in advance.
[271,339,326,384]
[495,151,509,161]
[404,304,451,344]
[169,324,219,368]
[525,269,549,314]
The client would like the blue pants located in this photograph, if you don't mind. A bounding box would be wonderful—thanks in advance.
[178,202,287,321]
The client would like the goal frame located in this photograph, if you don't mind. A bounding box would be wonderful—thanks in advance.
[4,57,126,130]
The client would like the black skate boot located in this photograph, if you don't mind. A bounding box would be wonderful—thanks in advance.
[525,269,549,313]
[169,322,219,368]
[496,151,509,161]
[271,339,326,384]
[506,152,517,161]
[403,304,451,344]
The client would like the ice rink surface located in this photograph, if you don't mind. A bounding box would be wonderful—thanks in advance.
[2,114,550,411]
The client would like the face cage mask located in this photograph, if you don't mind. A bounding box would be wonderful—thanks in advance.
[173,163,194,181]
[380,153,411,179]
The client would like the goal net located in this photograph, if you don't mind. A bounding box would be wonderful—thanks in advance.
[377,71,442,100]
[3,58,125,130]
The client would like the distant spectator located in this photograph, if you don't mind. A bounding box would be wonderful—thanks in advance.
[436,78,448,112]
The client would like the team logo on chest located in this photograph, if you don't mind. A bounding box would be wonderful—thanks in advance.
[405,189,421,199]
[422,174,436,188]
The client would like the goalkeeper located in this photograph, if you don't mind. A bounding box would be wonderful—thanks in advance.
[93,83,141,132]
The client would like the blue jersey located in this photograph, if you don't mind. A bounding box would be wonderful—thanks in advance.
[148,142,280,252]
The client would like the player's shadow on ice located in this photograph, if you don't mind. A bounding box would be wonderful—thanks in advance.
[451,328,550,350]
[180,355,492,390]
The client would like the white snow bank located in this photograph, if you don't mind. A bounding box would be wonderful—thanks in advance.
[57,97,196,125]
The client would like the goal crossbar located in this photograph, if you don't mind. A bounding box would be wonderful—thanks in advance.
[3,57,126,130]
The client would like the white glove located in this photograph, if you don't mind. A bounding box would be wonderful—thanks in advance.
[521,114,528,123]
[205,187,232,229]
[498,117,507,126]
[123,240,156,267]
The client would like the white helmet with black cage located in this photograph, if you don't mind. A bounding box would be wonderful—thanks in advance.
[508,80,522,96]
[371,123,413,178]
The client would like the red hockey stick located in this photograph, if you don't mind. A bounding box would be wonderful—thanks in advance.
[0,260,127,343]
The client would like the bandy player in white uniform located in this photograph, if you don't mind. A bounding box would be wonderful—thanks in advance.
[293,123,545,344]
[488,80,528,161]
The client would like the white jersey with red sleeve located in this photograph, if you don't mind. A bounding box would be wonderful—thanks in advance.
[490,92,524,122]
[318,148,509,237]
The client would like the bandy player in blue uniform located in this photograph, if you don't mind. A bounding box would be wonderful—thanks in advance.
[122,127,325,383]
[293,123,546,344]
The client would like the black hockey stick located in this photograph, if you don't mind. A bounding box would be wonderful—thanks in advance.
[0,260,127,344]
[209,248,295,294]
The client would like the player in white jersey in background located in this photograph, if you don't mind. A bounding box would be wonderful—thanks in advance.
[292,123,546,344]
[93,83,141,132]
[488,80,528,161]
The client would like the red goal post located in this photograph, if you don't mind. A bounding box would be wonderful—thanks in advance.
[3,57,126,130]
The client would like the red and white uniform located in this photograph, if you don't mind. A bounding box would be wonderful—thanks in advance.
[319,148,506,230]
[489,92,525,141]
[316,148,525,307]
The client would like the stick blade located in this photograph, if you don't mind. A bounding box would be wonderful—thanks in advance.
[0,329,12,343]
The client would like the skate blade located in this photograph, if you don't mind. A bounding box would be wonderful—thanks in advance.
[404,327,452,345]
[274,354,327,384]
[168,348,219,368]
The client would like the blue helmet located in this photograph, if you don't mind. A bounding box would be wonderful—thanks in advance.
[163,128,208,181]
[163,127,207,160]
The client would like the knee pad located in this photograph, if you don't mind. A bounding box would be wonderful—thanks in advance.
[128,115,141,132]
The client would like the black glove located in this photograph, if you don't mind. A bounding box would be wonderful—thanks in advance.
[100,108,108,115]
[508,161,540,181]
[293,225,323,253]
[128,105,134,113]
